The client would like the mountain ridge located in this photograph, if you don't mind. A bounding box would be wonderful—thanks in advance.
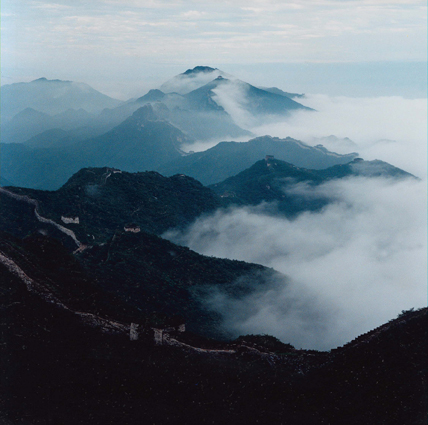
[158,135,359,185]
[1,77,122,123]
[209,156,415,214]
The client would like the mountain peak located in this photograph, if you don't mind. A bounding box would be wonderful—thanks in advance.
[31,77,71,83]
[136,89,165,103]
[183,66,218,75]
[131,104,158,122]
[160,67,229,94]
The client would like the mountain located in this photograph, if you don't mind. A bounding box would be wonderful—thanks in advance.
[153,67,312,139]
[1,107,96,144]
[136,88,166,102]
[209,156,415,215]
[316,157,416,179]
[3,157,413,245]
[159,67,306,108]
[210,157,327,214]
[158,136,359,185]
[0,69,311,148]
[4,167,221,243]
[259,86,305,99]
[1,228,426,424]
[159,66,231,94]
[0,105,193,190]
[85,83,251,143]
[1,108,53,143]
[0,185,278,338]
[185,76,312,119]
[76,105,191,171]
[1,161,425,424]
[133,87,251,141]
[0,77,122,124]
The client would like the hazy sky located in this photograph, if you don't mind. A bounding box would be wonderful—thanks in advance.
[1,0,427,98]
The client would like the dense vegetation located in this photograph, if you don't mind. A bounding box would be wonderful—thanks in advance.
[0,187,278,338]
[5,167,221,244]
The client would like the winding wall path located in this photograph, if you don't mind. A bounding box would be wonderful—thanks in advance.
[0,187,81,248]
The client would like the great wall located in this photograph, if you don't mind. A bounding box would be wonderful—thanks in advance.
[0,247,283,362]
[0,186,82,249]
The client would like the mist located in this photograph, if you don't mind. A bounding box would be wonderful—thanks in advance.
[171,88,427,350]
[160,68,234,95]
[254,95,427,178]
[205,83,427,178]
[165,175,426,350]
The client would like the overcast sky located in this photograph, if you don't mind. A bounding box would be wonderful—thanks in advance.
[1,0,427,98]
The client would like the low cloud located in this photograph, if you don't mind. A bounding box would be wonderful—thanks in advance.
[211,80,255,128]
[165,176,427,350]
[173,89,427,351]
[251,94,427,178]
[181,134,250,153]
[160,68,233,95]
[207,91,427,178]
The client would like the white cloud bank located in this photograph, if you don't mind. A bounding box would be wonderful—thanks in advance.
[164,91,428,351]
[258,95,426,174]
[208,87,427,178]
[166,176,426,350]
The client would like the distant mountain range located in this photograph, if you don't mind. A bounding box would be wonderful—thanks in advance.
[1,105,192,189]
[0,66,326,191]
[0,66,310,146]
[159,135,359,186]
[1,107,96,144]
[1,104,360,190]
[1,77,122,123]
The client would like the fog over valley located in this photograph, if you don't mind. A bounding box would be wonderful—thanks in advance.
[165,175,426,349]
[157,71,427,350]
[185,90,427,178]
[1,66,426,352]
[1,0,427,421]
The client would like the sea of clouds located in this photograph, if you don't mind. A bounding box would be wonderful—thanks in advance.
[167,89,427,350]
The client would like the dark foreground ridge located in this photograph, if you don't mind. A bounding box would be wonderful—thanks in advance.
[1,241,426,424]
[0,166,425,424]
